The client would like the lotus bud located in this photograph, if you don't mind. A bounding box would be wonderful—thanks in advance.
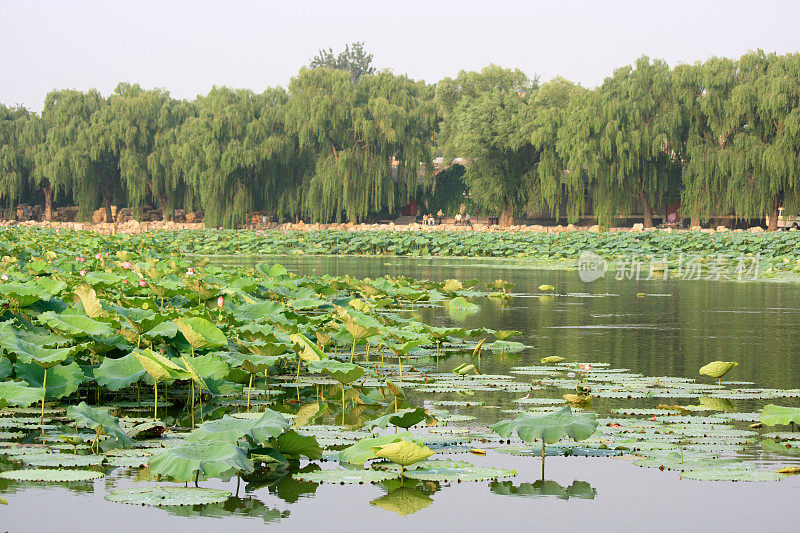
[79,269,87,276]
[138,279,147,287]
[95,253,102,260]
[217,296,225,308]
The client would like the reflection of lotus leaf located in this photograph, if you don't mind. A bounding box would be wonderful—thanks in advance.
[106,486,231,506]
[0,468,104,482]
[371,486,433,515]
[490,479,596,500]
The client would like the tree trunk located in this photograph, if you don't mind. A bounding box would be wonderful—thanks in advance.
[638,177,653,228]
[690,214,700,228]
[499,198,513,227]
[43,186,52,221]
[767,197,780,231]
[103,188,113,223]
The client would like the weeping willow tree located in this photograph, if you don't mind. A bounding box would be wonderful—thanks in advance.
[589,56,681,228]
[0,105,34,214]
[98,83,193,219]
[724,51,800,230]
[673,57,739,226]
[436,65,538,226]
[177,87,299,228]
[527,77,588,223]
[287,67,434,223]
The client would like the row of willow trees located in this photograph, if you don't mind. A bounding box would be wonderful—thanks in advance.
[2,48,800,228]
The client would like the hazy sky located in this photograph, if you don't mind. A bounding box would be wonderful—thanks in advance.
[2,0,799,111]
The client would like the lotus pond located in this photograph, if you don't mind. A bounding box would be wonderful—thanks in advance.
[0,235,799,532]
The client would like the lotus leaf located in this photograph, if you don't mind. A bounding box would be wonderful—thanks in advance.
[293,468,397,484]
[371,439,434,467]
[94,353,147,391]
[0,380,46,407]
[149,440,253,482]
[493,406,598,444]
[186,410,290,445]
[106,486,231,506]
[66,402,134,449]
[339,432,417,465]
[760,404,800,426]
[15,361,85,399]
[699,361,738,380]
[174,317,227,350]
[0,468,104,482]
[37,311,115,338]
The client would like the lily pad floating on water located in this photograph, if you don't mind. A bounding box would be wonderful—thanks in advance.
[759,404,800,427]
[294,468,398,485]
[105,486,231,506]
[22,454,104,467]
[681,464,786,482]
[0,468,104,482]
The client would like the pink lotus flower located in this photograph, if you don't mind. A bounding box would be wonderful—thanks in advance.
[186,267,195,276]
[120,261,133,269]
[138,279,147,287]
[79,269,87,276]
[95,253,102,260]
[0,274,8,281]
[579,364,592,371]
[122,278,128,284]
[76,257,86,262]
[217,296,225,308]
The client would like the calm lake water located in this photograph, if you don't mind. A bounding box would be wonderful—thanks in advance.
[2,256,799,532]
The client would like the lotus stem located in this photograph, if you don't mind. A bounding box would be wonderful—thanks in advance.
[365,342,370,362]
[195,470,199,488]
[153,381,158,421]
[247,374,253,413]
[190,380,196,428]
[350,340,356,363]
[40,368,47,431]
[341,384,346,426]
[198,384,204,422]
[264,369,269,400]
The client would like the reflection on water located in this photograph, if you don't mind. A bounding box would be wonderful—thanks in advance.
[490,479,597,500]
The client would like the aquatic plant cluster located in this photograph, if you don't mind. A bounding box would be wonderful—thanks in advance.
[0,230,799,517]
[5,227,799,276]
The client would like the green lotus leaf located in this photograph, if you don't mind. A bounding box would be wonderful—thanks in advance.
[186,410,290,445]
[0,468,104,482]
[494,330,520,340]
[106,486,231,506]
[15,361,85,399]
[0,380,45,407]
[36,311,115,338]
[94,353,147,391]
[541,356,565,364]
[180,356,208,390]
[486,340,526,353]
[149,441,254,482]
[66,401,134,449]
[306,360,365,385]
[760,404,800,426]
[699,361,738,379]
[114,305,165,335]
[446,296,479,315]
[83,271,126,287]
[0,332,86,366]
[273,429,322,460]
[185,354,231,381]
[0,357,11,380]
[0,282,49,307]
[492,405,598,444]
[134,348,184,382]
[339,432,417,465]
[174,317,227,350]
[371,439,434,467]
[538,284,555,291]
[231,300,284,323]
